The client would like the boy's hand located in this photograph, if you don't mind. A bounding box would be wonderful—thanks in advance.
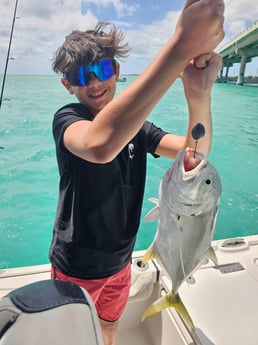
[181,52,222,99]
[174,0,225,61]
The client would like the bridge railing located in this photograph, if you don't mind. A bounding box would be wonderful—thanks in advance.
[218,20,258,53]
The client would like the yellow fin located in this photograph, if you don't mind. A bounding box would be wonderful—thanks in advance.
[141,291,195,330]
[141,243,155,267]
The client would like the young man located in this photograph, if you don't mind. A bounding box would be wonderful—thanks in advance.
[49,0,224,344]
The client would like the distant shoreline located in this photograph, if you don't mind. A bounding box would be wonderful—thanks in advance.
[217,75,258,84]
[0,73,141,77]
[1,74,258,86]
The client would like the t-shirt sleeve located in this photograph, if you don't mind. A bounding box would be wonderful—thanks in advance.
[143,121,168,157]
[52,104,91,152]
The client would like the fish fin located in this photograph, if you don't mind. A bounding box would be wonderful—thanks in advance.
[143,198,159,222]
[141,243,156,267]
[144,206,159,222]
[141,291,195,329]
[148,197,159,205]
[206,246,218,266]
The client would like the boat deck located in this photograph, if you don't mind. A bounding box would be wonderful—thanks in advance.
[1,235,258,345]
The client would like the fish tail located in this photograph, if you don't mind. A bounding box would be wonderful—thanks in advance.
[141,243,156,267]
[141,291,195,330]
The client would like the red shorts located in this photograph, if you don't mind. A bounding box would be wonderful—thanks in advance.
[51,262,131,322]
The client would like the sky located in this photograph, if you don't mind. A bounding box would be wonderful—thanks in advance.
[0,0,258,76]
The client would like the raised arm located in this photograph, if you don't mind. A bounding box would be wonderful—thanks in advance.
[155,52,222,159]
[65,0,224,163]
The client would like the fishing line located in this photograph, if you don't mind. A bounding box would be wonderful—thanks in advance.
[191,123,205,158]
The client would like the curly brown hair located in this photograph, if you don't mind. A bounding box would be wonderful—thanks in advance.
[52,22,130,74]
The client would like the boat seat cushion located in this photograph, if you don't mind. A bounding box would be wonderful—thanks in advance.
[0,279,103,344]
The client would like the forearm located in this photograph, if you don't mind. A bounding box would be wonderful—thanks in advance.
[182,52,223,156]
[184,94,212,156]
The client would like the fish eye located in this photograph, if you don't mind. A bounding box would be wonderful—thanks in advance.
[205,179,211,185]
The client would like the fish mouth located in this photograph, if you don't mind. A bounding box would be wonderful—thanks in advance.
[183,148,205,172]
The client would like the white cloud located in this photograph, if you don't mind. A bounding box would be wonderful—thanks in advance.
[0,0,257,75]
[82,0,139,17]
[0,0,99,74]
[125,11,180,67]
[220,0,258,43]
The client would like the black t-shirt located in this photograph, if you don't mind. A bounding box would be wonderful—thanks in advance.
[49,103,167,279]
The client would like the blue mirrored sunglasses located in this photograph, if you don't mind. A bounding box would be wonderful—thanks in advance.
[64,59,116,86]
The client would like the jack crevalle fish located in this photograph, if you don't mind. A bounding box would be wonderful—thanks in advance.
[141,147,221,329]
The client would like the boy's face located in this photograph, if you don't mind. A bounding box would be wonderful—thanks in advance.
[61,62,120,117]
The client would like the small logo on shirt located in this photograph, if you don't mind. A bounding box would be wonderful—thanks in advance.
[128,143,135,159]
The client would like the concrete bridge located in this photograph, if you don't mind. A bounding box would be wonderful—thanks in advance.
[218,20,258,85]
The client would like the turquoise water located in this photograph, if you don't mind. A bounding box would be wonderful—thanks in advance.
[0,75,257,268]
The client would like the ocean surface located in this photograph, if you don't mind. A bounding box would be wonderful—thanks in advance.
[0,75,257,269]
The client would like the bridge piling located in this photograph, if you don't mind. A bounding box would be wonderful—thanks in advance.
[218,21,258,85]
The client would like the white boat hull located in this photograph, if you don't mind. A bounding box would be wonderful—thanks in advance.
[1,235,258,345]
